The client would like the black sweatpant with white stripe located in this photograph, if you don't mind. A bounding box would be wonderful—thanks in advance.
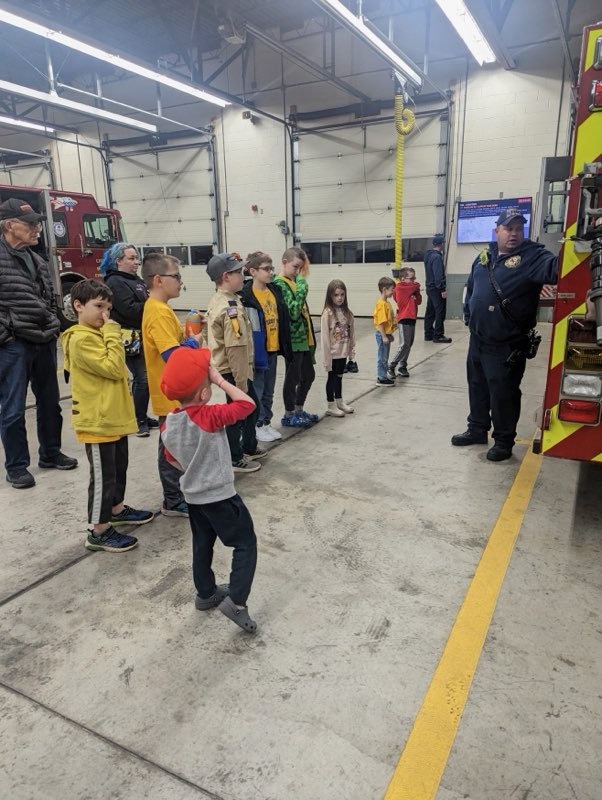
[85,437,128,525]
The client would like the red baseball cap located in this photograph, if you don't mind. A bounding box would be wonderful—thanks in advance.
[160,347,211,400]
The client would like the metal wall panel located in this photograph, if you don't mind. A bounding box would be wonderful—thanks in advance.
[298,115,445,315]
[110,146,215,309]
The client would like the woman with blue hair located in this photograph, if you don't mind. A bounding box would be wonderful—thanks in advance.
[104,243,159,437]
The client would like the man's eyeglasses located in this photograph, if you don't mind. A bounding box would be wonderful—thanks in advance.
[13,220,42,230]
[157,272,182,281]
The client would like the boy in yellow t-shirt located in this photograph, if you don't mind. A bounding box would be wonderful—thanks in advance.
[373,276,397,387]
[61,280,154,553]
[241,252,293,443]
[141,253,204,517]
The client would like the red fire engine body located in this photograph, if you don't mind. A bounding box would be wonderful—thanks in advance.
[0,184,124,326]
[536,23,602,461]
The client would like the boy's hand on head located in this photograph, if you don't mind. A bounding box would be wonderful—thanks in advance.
[193,331,205,344]
[208,365,223,386]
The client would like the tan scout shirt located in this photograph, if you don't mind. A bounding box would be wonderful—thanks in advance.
[206,289,254,389]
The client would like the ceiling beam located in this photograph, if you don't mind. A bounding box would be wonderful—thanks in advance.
[245,23,372,103]
[550,0,577,82]
[466,0,516,69]
[204,45,246,85]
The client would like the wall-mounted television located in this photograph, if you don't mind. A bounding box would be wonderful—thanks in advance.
[457,197,532,244]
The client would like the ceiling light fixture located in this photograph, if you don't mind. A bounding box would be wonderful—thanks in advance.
[0,80,158,133]
[312,0,423,88]
[0,114,55,133]
[0,8,230,108]
[433,0,496,65]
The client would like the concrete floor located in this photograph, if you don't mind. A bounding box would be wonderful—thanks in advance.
[1,319,601,800]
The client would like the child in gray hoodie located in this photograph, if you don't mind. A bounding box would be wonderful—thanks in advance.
[160,346,259,633]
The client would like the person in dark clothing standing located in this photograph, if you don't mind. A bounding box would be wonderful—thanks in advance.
[424,235,452,343]
[103,243,159,437]
[451,209,558,462]
[0,198,78,488]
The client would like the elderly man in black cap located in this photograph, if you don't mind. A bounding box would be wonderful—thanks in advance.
[451,208,558,462]
[424,234,452,343]
[0,197,77,488]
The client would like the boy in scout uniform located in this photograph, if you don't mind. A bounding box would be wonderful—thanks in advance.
[206,253,267,473]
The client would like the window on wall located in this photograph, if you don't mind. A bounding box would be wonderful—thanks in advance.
[166,245,189,264]
[332,241,363,264]
[402,238,431,262]
[190,245,213,265]
[302,242,331,264]
[301,237,428,264]
[365,239,395,263]
[141,246,165,260]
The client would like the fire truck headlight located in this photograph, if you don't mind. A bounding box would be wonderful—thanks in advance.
[562,373,602,397]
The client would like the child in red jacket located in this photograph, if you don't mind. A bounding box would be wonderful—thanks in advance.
[388,267,422,379]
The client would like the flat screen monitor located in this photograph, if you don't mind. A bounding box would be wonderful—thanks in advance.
[457,197,532,243]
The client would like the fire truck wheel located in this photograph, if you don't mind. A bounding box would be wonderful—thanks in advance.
[58,278,82,331]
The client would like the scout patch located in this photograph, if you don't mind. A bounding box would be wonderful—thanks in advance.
[226,306,238,318]
[505,255,521,268]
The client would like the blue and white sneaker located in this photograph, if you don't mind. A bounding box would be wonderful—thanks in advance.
[85,526,138,552]
[298,410,319,425]
[111,505,155,526]
[281,414,311,428]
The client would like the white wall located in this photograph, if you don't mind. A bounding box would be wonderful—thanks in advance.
[444,49,570,278]
[215,106,291,260]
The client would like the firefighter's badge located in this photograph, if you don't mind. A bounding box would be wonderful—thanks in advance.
[505,255,521,268]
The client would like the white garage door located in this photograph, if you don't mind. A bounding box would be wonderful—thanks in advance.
[110,145,216,310]
[297,114,446,315]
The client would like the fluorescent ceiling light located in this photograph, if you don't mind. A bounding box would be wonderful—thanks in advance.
[0,8,230,108]
[433,0,495,65]
[0,114,55,133]
[0,80,158,133]
[313,0,423,88]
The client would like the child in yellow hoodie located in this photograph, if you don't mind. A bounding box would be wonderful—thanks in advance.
[61,280,154,552]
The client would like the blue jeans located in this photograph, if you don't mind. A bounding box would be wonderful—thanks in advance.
[0,338,63,472]
[126,351,149,424]
[253,352,278,425]
[375,332,391,380]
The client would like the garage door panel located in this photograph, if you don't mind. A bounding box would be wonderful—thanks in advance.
[110,145,214,248]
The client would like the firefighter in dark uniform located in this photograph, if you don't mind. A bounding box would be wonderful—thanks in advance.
[451,208,559,461]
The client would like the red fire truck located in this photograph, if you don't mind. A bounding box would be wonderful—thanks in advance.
[535,22,602,462]
[0,184,125,328]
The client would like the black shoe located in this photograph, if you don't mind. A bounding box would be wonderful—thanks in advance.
[424,337,433,342]
[376,377,395,387]
[6,469,36,489]
[136,421,150,437]
[487,444,513,462]
[433,336,452,343]
[146,417,160,429]
[451,430,488,446]
[346,360,359,373]
[398,367,410,378]
[38,452,78,470]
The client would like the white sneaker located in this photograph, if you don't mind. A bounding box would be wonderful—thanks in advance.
[265,424,282,440]
[255,426,274,442]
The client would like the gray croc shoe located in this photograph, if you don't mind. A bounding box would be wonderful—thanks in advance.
[195,584,229,611]
[218,595,257,633]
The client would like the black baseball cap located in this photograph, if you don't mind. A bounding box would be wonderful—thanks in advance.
[433,235,444,245]
[0,197,46,223]
[496,208,527,226]
[206,252,245,282]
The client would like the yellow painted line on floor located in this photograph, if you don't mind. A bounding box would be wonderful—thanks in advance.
[384,444,543,800]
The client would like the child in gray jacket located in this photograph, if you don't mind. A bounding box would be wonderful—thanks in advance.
[160,347,259,633]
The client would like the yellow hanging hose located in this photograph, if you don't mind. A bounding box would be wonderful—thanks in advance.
[394,92,415,268]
